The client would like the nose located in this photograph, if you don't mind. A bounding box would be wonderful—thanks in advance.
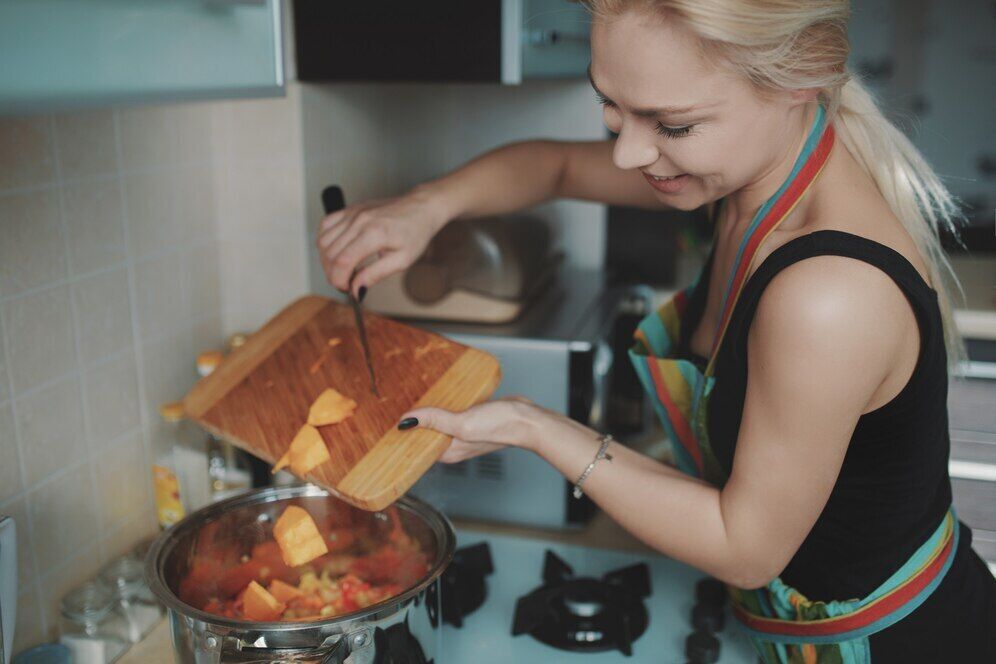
[612,121,660,171]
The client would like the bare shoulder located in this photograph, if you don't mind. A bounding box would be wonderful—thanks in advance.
[750,254,913,379]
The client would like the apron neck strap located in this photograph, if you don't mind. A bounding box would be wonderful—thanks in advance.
[705,105,836,376]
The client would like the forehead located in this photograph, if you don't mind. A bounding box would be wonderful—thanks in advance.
[589,11,736,104]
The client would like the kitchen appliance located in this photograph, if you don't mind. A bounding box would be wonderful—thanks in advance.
[182,295,500,511]
[949,337,996,574]
[364,214,563,324]
[441,528,757,663]
[0,515,15,664]
[145,484,454,663]
[411,266,656,529]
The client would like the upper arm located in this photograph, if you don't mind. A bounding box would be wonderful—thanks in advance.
[558,140,672,210]
[719,256,912,586]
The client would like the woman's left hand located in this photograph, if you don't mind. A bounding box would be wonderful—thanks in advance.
[398,396,555,464]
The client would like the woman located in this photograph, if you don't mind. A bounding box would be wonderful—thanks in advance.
[317,1,995,661]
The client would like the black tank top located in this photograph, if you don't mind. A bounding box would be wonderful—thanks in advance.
[681,230,996,659]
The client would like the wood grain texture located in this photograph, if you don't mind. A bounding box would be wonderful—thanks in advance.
[183,296,501,511]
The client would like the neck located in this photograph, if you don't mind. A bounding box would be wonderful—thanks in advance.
[720,103,820,236]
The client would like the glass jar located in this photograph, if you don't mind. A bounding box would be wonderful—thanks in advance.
[58,582,130,664]
[98,556,163,642]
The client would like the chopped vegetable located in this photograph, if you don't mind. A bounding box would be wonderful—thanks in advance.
[242,580,286,621]
[327,337,342,347]
[273,505,329,568]
[271,425,330,476]
[307,388,357,427]
[268,578,304,603]
[384,348,404,359]
[413,340,449,360]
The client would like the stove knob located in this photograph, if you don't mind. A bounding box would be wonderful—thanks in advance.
[695,578,727,607]
[692,602,725,633]
[685,631,721,664]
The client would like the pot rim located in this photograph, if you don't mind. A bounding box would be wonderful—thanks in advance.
[144,483,455,631]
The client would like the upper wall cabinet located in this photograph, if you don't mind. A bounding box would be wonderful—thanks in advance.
[293,0,590,84]
[0,0,284,114]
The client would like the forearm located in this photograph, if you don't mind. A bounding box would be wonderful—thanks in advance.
[415,140,567,221]
[531,414,760,588]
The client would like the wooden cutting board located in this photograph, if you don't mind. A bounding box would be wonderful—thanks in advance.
[183,295,501,511]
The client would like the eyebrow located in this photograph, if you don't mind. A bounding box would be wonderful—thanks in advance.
[587,64,715,118]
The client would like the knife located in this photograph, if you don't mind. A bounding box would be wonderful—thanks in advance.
[322,186,379,396]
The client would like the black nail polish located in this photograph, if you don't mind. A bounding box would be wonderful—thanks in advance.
[398,417,418,430]
[358,285,367,303]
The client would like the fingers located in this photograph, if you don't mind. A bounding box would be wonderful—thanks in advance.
[397,406,464,438]
[329,227,391,294]
[352,250,410,292]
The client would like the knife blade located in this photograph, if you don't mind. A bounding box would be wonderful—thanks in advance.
[322,185,379,396]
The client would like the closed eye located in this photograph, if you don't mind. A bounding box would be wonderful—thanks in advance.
[655,123,693,139]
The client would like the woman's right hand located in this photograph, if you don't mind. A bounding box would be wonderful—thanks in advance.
[316,186,452,296]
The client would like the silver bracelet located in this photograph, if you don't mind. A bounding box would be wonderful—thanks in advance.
[572,433,614,499]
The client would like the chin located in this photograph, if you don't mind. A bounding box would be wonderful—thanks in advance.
[655,192,702,212]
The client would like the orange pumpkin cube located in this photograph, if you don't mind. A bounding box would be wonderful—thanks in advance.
[268,578,304,603]
[242,580,286,621]
[288,425,330,476]
[273,505,329,568]
[307,388,357,427]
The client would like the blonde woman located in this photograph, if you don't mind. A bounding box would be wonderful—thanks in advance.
[317,1,995,661]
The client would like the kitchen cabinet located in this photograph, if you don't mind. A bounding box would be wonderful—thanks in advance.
[293,0,590,84]
[0,0,284,114]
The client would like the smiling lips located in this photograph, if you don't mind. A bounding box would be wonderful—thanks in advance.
[643,171,691,193]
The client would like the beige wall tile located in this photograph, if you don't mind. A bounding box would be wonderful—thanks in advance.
[2,286,76,393]
[101,508,157,564]
[222,95,300,170]
[63,179,126,275]
[0,401,23,502]
[118,106,177,172]
[53,110,118,180]
[94,431,148,534]
[26,462,98,574]
[122,170,179,258]
[176,163,216,243]
[219,161,305,237]
[139,329,194,423]
[83,352,141,447]
[0,117,55,191]
[72,268,133,365]
[191,313,224,355]
[133,251,188,340]
[172,104,213,165]
[15,375,84,486]
[0,496,36,594]
[220,238,307,335]
[186,241,221,318]
[39,541,101,641]
[11,584,45,656]
[0,190,67,297]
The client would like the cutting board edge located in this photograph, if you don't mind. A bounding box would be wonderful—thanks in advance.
[334,347,502,511]
[183,295,329,419]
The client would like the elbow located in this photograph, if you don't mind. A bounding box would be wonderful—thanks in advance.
[714,558,783,591]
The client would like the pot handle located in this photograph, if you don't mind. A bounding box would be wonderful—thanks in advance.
[319,627,374,664]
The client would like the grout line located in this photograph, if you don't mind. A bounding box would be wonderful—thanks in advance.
[50,114,107,595]
[114,108,159,517]
[0,160,220,200]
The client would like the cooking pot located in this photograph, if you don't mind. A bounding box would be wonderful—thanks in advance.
[145,484,455,663]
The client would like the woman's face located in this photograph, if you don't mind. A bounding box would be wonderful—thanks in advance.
[590,10,804,211]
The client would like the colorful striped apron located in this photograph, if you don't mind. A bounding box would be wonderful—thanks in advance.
[628,105,958,663]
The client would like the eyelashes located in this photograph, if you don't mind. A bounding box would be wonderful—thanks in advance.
[655,123,693,138]
[595,93,694,139]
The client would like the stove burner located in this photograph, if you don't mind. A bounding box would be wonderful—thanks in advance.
[441,542,494,627]
[512,550,651,656]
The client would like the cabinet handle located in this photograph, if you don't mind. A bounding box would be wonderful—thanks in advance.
[950,459,996,482]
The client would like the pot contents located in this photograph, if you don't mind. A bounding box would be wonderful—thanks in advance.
[177,500,431,622]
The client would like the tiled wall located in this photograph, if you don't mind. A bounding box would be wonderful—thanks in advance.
[0,91,308,652]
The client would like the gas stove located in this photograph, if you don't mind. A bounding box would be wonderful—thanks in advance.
[441,528,758,663]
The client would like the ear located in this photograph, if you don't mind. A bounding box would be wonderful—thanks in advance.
[787,87,820,107]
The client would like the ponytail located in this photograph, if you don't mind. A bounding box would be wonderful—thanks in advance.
[828,76,965,362]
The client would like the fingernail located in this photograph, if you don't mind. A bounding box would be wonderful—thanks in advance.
[357,285,367,303]
[397,417,418,430]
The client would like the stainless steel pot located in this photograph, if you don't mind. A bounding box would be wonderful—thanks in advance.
[145,484,455,663]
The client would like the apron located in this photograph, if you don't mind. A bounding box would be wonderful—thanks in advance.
[628,105,958,664]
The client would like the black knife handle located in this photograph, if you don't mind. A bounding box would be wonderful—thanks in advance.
[322,185,346,215]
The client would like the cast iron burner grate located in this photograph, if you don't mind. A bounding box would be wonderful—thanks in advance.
[511,550,651,656]
[441,542,494,627]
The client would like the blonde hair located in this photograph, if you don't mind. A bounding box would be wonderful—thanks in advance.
[575,0,965,362]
